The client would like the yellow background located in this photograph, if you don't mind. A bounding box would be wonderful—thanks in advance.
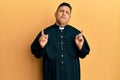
[0,0,120,80]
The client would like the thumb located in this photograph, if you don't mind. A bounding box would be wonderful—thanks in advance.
[45,34,49,39]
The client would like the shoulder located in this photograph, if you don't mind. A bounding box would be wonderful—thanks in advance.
[43,24,56,34]
[67,25,80,33]
[44,24,55,31]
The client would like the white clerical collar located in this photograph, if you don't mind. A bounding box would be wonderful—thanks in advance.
[59,27,64,30]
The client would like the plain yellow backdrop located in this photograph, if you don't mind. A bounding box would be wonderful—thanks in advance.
[0,0,120,80]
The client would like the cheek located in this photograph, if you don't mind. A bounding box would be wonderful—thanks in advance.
[66,16,70,21]
[56,14,61,19]
[68,15,71,19]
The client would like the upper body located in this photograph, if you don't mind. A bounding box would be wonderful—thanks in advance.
[39,2,85,52]
[31,23,90,59]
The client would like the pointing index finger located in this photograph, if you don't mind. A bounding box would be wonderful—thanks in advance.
[78,30,83,36]
[41,28,44,35]
[80,30,83,34]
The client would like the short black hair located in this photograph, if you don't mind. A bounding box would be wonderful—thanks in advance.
[57,2,72,11]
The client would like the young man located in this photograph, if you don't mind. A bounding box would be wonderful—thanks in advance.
[31,2,90,80]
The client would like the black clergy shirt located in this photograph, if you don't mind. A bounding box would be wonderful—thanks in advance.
[31,24,90,80]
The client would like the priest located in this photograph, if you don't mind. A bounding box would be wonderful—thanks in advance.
[31,2,90,80]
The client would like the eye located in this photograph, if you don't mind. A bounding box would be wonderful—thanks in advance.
[66,11,70,15]
[59,10,64,12]
[59,10,70,15]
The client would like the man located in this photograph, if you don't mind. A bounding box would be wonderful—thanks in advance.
[31,2,90,80]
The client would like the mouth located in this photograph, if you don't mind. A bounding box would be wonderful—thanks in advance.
[61,16,66,19]
[61,18,66,21]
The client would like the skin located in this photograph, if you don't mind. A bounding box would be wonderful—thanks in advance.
[55,6,71,27]
[39,6,84,50]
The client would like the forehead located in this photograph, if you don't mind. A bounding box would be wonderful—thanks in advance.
[57,6,71,12]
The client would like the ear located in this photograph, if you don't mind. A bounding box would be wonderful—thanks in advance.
[70,15,71,18]
[54,12,57,17]
[69,15,71,19]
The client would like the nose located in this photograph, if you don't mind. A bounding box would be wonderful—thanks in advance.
[62,11,66,16]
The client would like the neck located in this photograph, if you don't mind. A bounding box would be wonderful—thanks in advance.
[56,22,67,27]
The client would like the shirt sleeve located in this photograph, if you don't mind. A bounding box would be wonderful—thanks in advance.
[31,32,45,58]
[77,35,90,58]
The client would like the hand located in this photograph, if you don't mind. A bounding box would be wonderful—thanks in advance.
[75,31,84,50]
[39,28,48,48]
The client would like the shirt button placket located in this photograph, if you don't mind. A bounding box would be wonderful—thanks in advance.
[61,54,64,64]
[61,61,64,64]
[61,54,63,57]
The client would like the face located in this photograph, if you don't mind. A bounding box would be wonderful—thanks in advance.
[55,6,71,26]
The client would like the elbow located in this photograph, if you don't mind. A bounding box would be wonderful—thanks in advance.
[79,49,90,59]
[80,53,89,59]
[34,54,41,58]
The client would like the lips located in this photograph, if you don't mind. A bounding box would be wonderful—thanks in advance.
[61,16,66,19]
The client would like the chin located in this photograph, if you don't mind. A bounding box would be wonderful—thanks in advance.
[60,21,67,25]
